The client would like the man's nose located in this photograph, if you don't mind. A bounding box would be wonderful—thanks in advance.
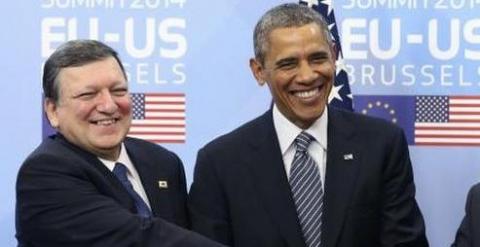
[296,61,317,83]
[96,91,118,113]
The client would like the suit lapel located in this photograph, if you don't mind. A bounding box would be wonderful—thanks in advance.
[323,108,360,247]
[56,134,136,211]
[245,111,306,247]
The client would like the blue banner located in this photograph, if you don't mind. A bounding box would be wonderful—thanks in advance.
[1,1,479,246]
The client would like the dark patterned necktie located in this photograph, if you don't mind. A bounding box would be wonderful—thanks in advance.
[113,162,152,218]
[289,132,324,247]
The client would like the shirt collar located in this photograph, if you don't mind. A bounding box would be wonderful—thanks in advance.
[273,104,328,155]
[98,143,132,172]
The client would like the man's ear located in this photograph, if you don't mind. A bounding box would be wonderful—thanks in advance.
[330,43,337,62]
[249,58,267,86]
[44,98,59,129]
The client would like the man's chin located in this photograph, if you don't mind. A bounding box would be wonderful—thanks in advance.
[90,135,125,148]
[90,144,122,160]
[95,139,123,150]
[292,110,325,128]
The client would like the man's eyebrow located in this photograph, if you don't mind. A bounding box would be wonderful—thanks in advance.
[309,51,329,59]
[275,57,297,66]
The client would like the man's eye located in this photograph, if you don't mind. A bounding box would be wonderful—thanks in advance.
[112,88,128,96]
[310,54,329,63]
[76,92,95,99]
[278,62,296,70]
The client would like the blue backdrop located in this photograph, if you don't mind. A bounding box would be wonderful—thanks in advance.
[1,1,479,246]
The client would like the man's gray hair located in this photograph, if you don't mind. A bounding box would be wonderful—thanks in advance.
[43,39,126,103]
[253,3,333,65]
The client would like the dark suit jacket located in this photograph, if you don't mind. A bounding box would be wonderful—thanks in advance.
[189,107,428,247]
[452,183,480,247]
[16,134,223,247]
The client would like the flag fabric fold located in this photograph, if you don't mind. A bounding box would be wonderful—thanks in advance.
[300,0,353,111]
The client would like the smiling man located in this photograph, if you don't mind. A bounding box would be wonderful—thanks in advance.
[16,40,223,247]
[188,3,429,247]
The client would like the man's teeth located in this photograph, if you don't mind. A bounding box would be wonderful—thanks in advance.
[96,119,116,125]
[295,88,318,98]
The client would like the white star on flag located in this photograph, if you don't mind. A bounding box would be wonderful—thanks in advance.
[328,84,343,103]
[321,0,334,15]
[300,0,319,7]
[335,53,347,75]
[328,23,336,41]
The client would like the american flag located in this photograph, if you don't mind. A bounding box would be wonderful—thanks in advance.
[300,0,353,111]
[415,96,480,146]
[354,95,480,146]
[128,93,186,144]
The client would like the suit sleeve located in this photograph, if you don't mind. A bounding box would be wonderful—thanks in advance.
[379,128,429,247]
[16,154,224,247]
[172,151,190,228]
[188,147,233,245]
[452,185,477,247]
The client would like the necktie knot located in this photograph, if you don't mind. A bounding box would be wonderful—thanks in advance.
[295,131,314,153]
[113,163,131,188]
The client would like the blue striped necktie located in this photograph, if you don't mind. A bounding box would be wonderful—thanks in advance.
[289,132,324,247]
[113,162,152,218]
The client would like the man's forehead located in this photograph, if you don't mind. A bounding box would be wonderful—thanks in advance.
[56,58,126,90]
[268,23,324,41]
[265,24,330,57]
[58,57,122,77]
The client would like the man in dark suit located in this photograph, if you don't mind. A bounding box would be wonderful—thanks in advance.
[188,3,428,247]
[452,183,480,247]
[16,40,223,247]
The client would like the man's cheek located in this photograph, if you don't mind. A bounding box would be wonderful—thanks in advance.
[118,98,132,111]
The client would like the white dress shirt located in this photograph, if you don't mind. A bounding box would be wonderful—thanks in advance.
[272,105,328,185]
[99,143,151,209]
